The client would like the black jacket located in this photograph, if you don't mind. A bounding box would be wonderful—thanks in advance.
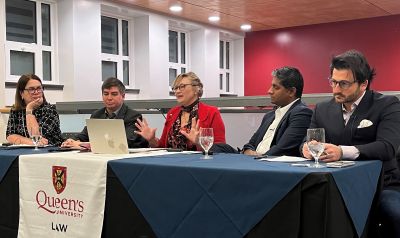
[74,103,148,148]
[243,100,312,156]
[310,90,400,190]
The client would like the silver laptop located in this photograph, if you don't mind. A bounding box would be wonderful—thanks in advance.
[86,119,129,154]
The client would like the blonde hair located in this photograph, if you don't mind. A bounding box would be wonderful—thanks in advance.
[173,72,203,97]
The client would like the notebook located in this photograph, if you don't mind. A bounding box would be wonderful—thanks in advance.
[86,119,129,154]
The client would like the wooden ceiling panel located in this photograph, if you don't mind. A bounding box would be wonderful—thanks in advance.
[112,0,271,31]
[110,0,400,31]
[230,0,390,28]
[368,0,400,14]
[180,0,278,8]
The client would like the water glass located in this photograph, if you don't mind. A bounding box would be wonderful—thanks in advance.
[199,128,214,159]
[306,128,325,168]
[28,126,42,150]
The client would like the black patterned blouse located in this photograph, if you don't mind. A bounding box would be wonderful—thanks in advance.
[166,103,198,150]
[6,103,63,146]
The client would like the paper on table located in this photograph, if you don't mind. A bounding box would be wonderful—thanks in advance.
[8,144,49,148]
[260,156,309,162]
[128,148,168,153]
[127,148,200,158]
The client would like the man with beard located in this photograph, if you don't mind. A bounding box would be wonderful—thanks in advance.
[302,50,400,238]
[240,66,313,156]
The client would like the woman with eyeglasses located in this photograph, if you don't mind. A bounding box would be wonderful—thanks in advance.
[6,74,63,146]
[135,72,226,150]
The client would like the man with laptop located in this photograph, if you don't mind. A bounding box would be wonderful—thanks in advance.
[62,77,148,149]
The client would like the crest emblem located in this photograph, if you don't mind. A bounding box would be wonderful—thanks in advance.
[52,166,67,194]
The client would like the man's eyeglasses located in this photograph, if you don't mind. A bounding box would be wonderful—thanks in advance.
[24,86,44,94]
[328,78,355,89]
[172,83,196,92]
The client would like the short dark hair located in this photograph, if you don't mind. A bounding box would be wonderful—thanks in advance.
[272,66,304,98]
[14,74,47,110]
[102,77,125,94]
[330,50,376,90]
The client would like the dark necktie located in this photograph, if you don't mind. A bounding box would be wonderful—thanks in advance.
[108,113,116,119]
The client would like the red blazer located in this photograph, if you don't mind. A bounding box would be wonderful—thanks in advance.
[158,102,226,150]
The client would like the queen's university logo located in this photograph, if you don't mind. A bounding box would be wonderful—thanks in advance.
[52,166,67,194]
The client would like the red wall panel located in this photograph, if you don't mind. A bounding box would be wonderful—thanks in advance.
[244,15,400,96]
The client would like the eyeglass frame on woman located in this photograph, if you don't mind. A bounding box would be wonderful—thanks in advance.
[24,86,44,94]
[328,78,356,89]
[172,83,197,92]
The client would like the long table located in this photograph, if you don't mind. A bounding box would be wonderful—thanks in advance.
[0,149,382,238]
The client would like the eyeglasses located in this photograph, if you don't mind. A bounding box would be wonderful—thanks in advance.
[172,83,196,92]
[24,86,44,94]
[328,78,355,89]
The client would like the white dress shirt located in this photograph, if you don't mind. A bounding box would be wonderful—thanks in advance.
[256,99,299,154]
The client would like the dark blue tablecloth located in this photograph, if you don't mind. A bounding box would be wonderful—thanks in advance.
[329,161,381,237]
[0,150,381,238]
[0,147,58,183]
[109,153,379,238]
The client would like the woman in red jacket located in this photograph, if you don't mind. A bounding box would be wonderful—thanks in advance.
[135,72,226,150]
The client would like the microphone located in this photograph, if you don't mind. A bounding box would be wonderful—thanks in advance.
[154,108,167,119]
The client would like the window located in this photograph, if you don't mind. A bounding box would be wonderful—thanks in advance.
[219,40,232,93]
[168,30,188,88]
[101,16,131,86]
[5,0,56,82]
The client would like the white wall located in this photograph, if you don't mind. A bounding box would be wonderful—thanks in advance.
[0,0,245,106]
[59,0,103,101]
[0,0,5,108]
[132,15,150,99]
[134,14,170,99]
[234,38,245,96]
[190,28,220,97]
[204,29,221,97]
[0,0,246,147]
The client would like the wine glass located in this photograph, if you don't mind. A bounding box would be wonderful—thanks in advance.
[28,126,42,150]
[306,128,325,168]
[199,128,214,159]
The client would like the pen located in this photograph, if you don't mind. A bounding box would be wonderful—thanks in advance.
[291,163,310,167]
[254,155,268,160]
[167,148,183,152]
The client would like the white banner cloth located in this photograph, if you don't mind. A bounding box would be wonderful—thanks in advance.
[18,152,126,238]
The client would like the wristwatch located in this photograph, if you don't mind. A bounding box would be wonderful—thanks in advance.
[26,109,33,115]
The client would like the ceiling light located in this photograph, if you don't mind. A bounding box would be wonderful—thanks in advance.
[169,5,182,12]
[240,24,252,31]
[208,16,220,22]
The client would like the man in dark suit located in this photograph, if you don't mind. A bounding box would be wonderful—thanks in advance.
[302,50,400,238]
[242,66,312,156]
[62,77,148,148]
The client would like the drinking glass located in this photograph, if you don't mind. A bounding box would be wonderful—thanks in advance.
[199,128,214,159]
[306,128,325,168]
[28,126,42,150]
